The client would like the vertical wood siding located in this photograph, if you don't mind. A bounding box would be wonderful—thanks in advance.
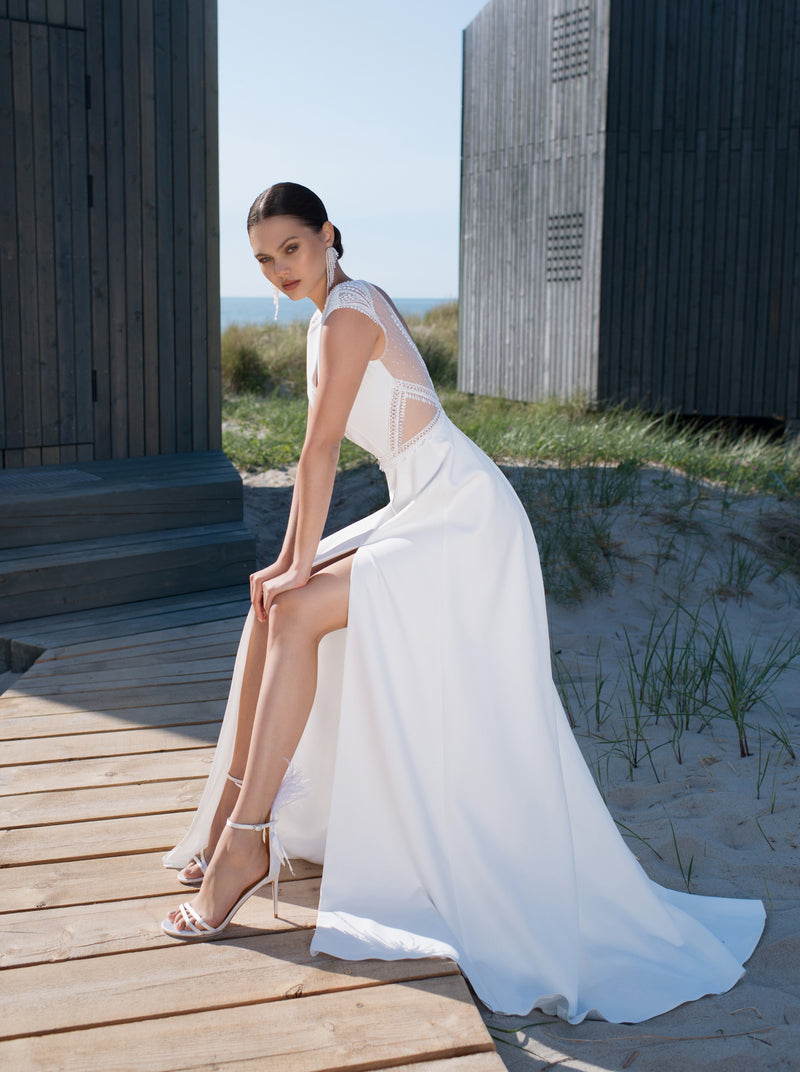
[598,0,800,419]
[0,0,221,467]
[462,0,800,420]
[460,0,610,404]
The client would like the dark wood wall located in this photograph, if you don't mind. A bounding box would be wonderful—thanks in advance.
[0,0,221,468]
[599,0,800,419]
[460,0,800,421]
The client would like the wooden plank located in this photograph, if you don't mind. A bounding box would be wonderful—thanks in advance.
[9,592,247,649]
[66,0,84,28]
[102,0,128,458]
[10,653,235,687]
[154,0,176,453]
[170,0,191,452]
[5,657,232,690]
[11,21,43,459]
[0,525,254,616]
[26,638,239,676]
[30,23,61,454]
[0,19,21,458]
[0,929,459,1040]
[138,0,159,455]
[188,0,208,452]
[0,747,214,796]
[0,879,321,966]
[1,777,204,827]
[204,0,221,450]
[0,691,227,733]
[0,724,217,765]
[0,974,493,1072]
[386,1059,505,1072]
[48,24,78,459]
[85,0,110,459]
[67,23,93,455]
[47,0,66,24]
[0,810,198,866]
[0,851,320,912]
[122,0,144,457]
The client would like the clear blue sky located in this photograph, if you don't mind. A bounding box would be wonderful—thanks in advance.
[218,0,487,299]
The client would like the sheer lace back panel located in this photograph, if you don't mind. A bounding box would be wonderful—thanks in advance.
[314,281,443,470]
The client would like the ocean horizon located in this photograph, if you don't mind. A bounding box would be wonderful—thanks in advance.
[221,295,454,331]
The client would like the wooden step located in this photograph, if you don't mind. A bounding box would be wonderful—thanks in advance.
[0,450,245,548]
[0,523,255,623]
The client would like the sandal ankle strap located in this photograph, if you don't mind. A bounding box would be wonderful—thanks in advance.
[224,819,274,827]
[226,772,244,788]
[226,816,277,846]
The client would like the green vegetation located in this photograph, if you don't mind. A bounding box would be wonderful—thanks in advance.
[222,299,800,497]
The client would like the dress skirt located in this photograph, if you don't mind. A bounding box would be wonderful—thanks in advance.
[165,415,765,1024]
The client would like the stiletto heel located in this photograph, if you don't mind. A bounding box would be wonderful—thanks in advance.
[177,772,243,888]
[161,816,292,940]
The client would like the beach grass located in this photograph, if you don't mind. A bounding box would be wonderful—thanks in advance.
[221,303,800,498]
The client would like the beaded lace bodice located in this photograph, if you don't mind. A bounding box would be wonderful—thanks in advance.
[306,280,444,472]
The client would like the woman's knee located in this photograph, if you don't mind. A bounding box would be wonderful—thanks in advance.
[267,588,318,643]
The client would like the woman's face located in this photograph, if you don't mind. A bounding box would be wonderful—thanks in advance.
[249,216,332,308]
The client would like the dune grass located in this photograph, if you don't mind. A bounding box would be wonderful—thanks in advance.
[222,301,800,496]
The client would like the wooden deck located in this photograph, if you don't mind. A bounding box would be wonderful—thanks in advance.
[0,588,505,1072]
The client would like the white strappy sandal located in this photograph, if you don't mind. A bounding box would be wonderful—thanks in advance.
[177,772,243,888]
[161,816,291,940]
[162,763,306,940]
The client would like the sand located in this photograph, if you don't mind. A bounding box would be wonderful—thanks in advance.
[242,461,800,1072]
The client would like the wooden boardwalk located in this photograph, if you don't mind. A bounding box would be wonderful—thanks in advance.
[0,588,505,1072]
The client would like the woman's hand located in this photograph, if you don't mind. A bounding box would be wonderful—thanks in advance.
[250,563,310,623]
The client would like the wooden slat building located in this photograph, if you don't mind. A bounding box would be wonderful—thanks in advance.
[460,0,800,421]
[0,0,221,467]
[0,1,255,619]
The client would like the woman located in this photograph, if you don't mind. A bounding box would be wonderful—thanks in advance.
[163,182,764,1024]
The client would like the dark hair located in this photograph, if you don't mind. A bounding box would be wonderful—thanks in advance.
[247,182,343,257]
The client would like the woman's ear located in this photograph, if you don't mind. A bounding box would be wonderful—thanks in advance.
[321,221,335,248]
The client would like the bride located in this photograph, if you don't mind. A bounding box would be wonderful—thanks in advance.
[162,182,765,1024]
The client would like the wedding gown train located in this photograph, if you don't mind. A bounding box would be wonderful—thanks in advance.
[165,280,764,1024]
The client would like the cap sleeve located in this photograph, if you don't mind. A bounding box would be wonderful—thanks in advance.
[321,280,383,333]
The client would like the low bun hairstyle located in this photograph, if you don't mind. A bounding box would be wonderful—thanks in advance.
[247,182,344,258]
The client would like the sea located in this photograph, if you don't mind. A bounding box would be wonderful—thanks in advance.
[221,295,453,331]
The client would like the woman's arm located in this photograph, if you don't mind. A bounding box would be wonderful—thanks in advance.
[248,412,306,607]
[251,307,381,621]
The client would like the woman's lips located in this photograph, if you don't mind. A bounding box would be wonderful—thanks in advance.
[283,280,300,292]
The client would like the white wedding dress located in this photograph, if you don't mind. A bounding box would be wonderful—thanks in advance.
[166,280,765,1024]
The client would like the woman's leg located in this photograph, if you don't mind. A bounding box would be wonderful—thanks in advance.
[168,552,354,929]
[178,612,271,880]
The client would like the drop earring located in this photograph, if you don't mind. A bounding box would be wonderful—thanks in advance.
[272,284,280,321]
[326,245,338,296]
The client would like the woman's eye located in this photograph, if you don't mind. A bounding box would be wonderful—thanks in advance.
[286,245,298,254]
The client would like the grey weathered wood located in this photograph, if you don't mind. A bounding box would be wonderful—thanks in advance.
[0,450,245,548]
[0,522,254,622]
[461,0,800,421]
